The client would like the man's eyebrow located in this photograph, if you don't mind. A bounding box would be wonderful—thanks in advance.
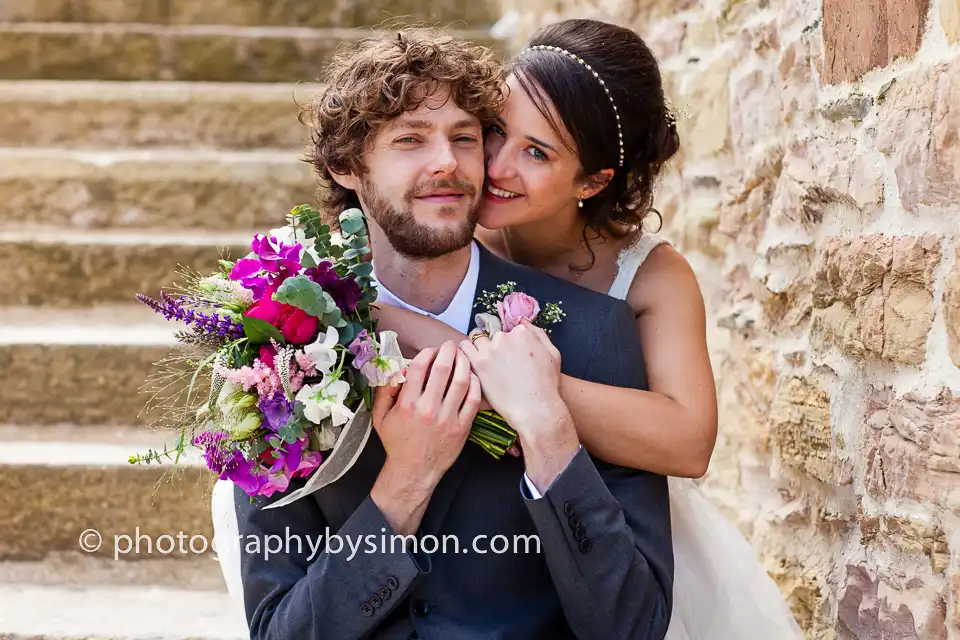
[392,118,480,131]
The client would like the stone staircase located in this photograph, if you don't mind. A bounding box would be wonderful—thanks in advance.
[0,1,497,638]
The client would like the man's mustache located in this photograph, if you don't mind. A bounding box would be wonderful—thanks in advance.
[406,180,477,199]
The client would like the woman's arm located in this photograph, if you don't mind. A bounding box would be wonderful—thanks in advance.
[372,244,718,478]
[565,244,717,477]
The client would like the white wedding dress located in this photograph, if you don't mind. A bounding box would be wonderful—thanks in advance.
[609,235,804,640]
[209,233,805,638]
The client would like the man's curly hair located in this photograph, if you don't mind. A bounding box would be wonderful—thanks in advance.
[301,28,507,222]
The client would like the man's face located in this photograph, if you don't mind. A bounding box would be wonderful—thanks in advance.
[344,89,486,258]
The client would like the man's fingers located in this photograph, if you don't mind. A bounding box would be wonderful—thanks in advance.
[422,341,458,403]
[520,318,560,360]
[397,347,437,404]
[458,373,483,424]
[372,382,402,428]
[442,350,472,416]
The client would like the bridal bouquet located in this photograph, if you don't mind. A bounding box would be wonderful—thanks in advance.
[130,205,522,504]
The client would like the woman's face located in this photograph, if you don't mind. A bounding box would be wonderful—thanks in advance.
[478,75,584,230]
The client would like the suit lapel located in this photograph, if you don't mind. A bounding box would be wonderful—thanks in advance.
[419,243,509,535]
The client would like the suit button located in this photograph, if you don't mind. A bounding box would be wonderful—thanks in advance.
[413,599,431,617]
[378,586,391,600]
[568,513,580,528]
[386,575,400,591]
[579,538,593,553]
[573,526,586,541]
[360,603,374,616]
[563,501,575,516]
[370,594,382,608]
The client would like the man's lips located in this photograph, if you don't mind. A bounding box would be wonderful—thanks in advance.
[416,190,465,202]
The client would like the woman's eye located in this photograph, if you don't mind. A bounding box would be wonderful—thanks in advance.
[526,147,548,162]
[490,124,506,137]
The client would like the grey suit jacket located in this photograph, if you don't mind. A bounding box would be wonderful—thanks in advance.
[234,244,674,640]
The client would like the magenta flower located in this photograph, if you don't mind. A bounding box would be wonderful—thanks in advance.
[230,234,303,300]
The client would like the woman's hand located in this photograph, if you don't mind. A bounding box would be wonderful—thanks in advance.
[459,320,574,450]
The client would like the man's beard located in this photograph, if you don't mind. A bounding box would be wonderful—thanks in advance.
[359,177,479,259]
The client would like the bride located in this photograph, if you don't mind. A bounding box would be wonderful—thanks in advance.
[214,18,803,638]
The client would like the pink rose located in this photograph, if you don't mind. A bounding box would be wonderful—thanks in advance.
[496,292,540,332]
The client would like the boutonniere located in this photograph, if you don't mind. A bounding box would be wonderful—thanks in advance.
[474,281,565,335]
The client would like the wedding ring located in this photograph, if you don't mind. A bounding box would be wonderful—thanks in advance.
[470,331,488,345]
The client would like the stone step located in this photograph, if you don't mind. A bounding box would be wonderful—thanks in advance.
[0,306,188,427]
[0,0,499,29]
[0,147,314,231]
[0,426,215,562]
[0,22,498,82]
[0,80,318,149]
[0,554,245,639]
[0,229,252,306]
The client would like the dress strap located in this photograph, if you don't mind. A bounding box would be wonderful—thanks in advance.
[607,234,671,301]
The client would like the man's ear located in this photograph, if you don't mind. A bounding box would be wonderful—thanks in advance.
[329,169,360,192]
[578,168,615,200]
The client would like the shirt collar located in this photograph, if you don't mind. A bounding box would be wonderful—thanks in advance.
[372,241,480,334]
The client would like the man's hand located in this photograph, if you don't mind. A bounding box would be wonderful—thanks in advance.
[369,342,482,535]
[460,319,579,493]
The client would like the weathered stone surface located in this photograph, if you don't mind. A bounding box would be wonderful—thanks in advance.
[778,35,820,129]
[0,24,498,82]
[0,341,168,427]
[876,58,960,213]
[944,0,960,44]
[883,235,942,365]
[929,57,960,209]
[0,150,315,231]
[0,236,249,306]
[822,0,929,83]
[945,249,960,369]
[864,388,960,511]
[718,143,784,250]
[810,234,939,365]
[0,0,500,27]
[771,377,840,484]
[0,80,316,149]
[0,452,215,561]
[677,55,732,161]
[731,65,782,155]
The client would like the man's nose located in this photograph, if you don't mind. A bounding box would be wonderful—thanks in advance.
[427,141,458,176]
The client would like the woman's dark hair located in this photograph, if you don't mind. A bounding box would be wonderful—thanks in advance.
[510,19,679,269]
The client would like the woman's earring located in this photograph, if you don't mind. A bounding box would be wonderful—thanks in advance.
[578,198,584,208]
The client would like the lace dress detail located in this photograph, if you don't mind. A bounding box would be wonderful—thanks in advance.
[609,234,804,640]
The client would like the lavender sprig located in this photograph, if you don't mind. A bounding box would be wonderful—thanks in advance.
[136,292,245,338]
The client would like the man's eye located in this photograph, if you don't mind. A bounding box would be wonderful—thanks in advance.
[396,137,419,144]
[455,136,479,143]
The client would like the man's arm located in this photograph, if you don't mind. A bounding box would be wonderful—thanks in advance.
[522,302,673,640]
[235,483,430,640]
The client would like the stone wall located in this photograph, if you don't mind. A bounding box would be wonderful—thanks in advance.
[492,0,960,637]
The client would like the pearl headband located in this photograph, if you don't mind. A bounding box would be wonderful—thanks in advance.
[519,44,624,168]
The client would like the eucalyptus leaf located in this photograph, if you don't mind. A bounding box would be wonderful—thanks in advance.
[273,276,335,317]
[300,251,318,269]
[350,262,374,278]
[339,212,366,236]
[243,316,285,345]
[342,248,360,260]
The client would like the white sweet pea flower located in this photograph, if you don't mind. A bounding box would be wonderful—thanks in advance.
[303,325,339,374]
[296,374,354,427]
[314,423,342,450]
[357,330,408,387]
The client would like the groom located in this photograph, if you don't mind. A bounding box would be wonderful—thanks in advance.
[234,28,673,639]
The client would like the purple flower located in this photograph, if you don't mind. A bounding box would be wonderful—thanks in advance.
[305,262,362,314]
[349,330,376,369]
[135,293,244,338]
[258,393,293,432]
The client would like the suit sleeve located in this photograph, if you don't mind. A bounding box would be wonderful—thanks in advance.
[235,483,431,640]
[522,302,674,640]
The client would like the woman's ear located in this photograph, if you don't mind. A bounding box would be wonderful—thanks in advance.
[579,168,615,200]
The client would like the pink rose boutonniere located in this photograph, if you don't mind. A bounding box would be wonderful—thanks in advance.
[474,281,565,336]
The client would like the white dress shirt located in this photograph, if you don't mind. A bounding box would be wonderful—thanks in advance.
[372,241,548,499]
